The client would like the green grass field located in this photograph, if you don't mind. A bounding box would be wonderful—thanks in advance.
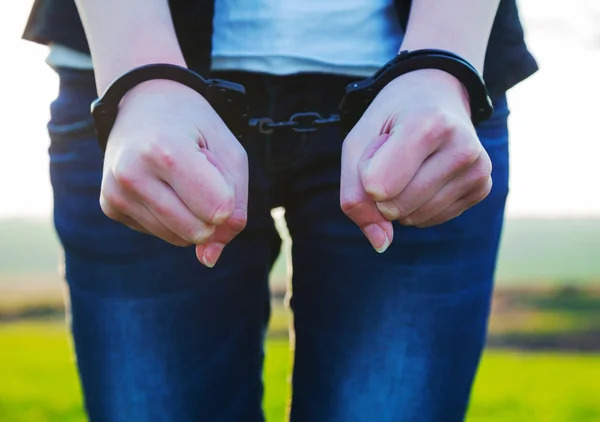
[1,322,599,422]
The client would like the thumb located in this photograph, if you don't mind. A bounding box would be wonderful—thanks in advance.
[341,133,394,253]
[358,132,391,195]
[195,141,248,268]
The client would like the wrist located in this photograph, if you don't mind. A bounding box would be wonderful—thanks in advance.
[94,43,187,94]
[85,18,187,93]
[399,40,484,74]
[91,63,248,152]
[398,0,501,73]
[75,0,187,93]
[404,69,471,111]
[390,69,472,122]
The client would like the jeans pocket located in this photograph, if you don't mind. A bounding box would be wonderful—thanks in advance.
[47,108,104,193]
[48,119,97,153]
[47,67,100,159]
[47,69,110,252]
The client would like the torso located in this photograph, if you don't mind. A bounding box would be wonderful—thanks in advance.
[210,0,404,77]
[47,0,404,77]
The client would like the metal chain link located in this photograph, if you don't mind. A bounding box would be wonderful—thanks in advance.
[248,112,340,135]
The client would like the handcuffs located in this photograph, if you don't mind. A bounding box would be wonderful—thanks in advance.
[91,49,493,153]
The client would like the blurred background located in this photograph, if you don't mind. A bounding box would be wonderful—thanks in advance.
[1,0,599,421]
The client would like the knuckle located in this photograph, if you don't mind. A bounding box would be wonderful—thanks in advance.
[340,198,362,216]
[112,167,139,192]
[415,123,441,151]
[143,143,176,169]
[471,153,493,185]
[420,109,457,141]
[468,178,492,206]
[364,181,394,202]
[101,190,129,214]
[138,142,156,163]
[358,161,395,203]
[480,152,493,176]
[481,177,493,197]
[152,201,176,220]
[449,145,482,174]
[228,213,248,234]
[99,194,124,220]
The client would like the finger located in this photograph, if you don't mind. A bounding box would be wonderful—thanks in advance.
[108,167,216,244]
[119,176,217,245]
[191,143,248,267]
[341,132,393,252]
[116,214,152,235]
[203,146,249,240]
[375,141,484,221]
[194,183,248,268]
[175,115,249,230]
[146,142,235,225]
[400,152,492,226]
[340,198,393,253]
[195,213,247,268]
[195,143,249,266]
[100,192,192,247]
[359,113,449,202]
[410,175,493,228]
[102,207,153,236]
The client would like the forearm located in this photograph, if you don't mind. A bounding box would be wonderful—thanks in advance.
[400,0,501,72]
[74,0,186,93]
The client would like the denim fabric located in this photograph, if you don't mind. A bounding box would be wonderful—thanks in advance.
[48,67,509,422]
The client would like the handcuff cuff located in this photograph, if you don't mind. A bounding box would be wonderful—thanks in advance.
[91,49,493,153]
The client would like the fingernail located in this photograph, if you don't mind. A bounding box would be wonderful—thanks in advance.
[212,206,232,225]
[376,234,390,253]
[376,202,399,220]
[194,225,216,244]
[364,224,390,253]
[202,242,224,268]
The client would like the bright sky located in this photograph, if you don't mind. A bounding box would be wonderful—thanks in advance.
[1,0,599,218]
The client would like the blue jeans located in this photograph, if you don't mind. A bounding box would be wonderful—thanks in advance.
[48,67,510,422]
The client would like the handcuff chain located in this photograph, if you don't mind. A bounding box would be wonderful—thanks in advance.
[248,112,340,135]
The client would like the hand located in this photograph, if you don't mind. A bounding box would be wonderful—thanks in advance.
[340,69,493,252]
[99,80,248,267]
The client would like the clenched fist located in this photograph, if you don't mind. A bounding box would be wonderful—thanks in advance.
[99,80,248,267]
[341,69,493,253]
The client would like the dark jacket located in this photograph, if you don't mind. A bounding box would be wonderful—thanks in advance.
[23,0,537,98]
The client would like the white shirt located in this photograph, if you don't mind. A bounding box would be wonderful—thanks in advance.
[46,43,94,69]
[48,0,404,77]
[211,0,404,77]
